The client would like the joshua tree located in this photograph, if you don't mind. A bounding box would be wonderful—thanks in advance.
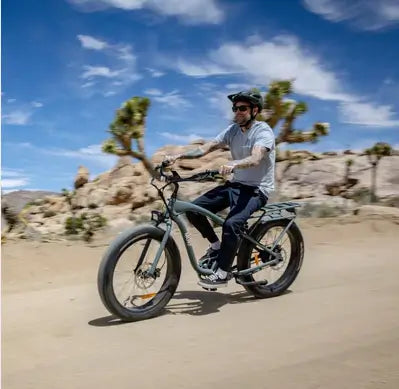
[364,142,392,203]
[102,97,157,177]
[256,80,329,145]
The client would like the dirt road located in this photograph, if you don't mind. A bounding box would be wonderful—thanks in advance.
[2,218,399,388]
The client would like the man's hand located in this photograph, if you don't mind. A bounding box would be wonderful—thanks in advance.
[163,154,181,165]
[220,163,235,176]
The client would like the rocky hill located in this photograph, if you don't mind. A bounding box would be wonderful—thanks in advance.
[2,141,399,239]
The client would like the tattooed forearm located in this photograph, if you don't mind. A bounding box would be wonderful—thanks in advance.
[180,141,219,159]
[232,155,259,169]
[232,145,268,169]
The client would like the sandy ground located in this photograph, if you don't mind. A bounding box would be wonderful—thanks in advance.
[2,217,399,389]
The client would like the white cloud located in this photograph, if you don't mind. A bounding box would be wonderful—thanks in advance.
[5,142,117,169]
[2,100,44,125]
[1,178,30,189]
[339,101,399,127]
[144,88,162,96]
[146,68,165,78]
[383,78,394,85]
[173,35,399,127]
[174,36,355,102]
[47,144,117,168]
[77,37,140,95]
[81,81,95,88]
[149,0,223,24]
[81,65,122,79]
[7,98,16,103]
[2,110,32,125]
[302,0,399,30]
[77,34,108,50]
[1,169,30,189]
[208,91,234,120]
[176,60,236,78]
[117,45,136,62]
[158,131,202,144]
[68,0,224,24]
[2,168,27,178]
[152,90,191,108]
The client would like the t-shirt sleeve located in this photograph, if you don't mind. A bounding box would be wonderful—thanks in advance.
[254,126,275,151]
[213,124,234,146]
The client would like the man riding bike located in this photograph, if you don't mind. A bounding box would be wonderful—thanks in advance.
[166,90,275,289]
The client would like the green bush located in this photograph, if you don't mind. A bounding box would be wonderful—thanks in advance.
[65,216,84,235]
[64,212,107,241]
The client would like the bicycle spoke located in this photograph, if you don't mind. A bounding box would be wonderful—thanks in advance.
[250,225,292,285]
[112,237,168,308]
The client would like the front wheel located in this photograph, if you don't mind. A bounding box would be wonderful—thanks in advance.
[97,224,181,321]
[237,220,304,298]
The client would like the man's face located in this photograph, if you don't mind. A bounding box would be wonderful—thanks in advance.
[232,102,252,125]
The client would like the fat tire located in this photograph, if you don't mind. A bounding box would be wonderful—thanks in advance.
[237,220,304,298]
[97,224,181,321]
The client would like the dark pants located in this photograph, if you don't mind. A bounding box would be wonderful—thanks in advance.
[186,182,267,272]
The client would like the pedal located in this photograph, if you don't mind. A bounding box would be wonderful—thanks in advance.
[235,278,268,286]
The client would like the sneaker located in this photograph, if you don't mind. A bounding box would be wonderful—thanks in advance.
[198,247,219,269]
[198,271,228,289]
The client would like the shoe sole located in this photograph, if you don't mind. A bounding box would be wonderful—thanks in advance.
[197,280,227,289]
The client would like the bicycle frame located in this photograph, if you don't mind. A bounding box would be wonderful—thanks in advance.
[149,196,300,278]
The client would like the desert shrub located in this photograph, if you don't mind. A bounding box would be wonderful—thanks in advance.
[65,216,84,235]
[64,212,107,242]
[350,188,372,205]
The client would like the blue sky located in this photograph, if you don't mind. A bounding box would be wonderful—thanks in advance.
[2,0,399,192]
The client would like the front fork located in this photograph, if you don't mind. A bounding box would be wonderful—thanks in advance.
[138,211,173,278]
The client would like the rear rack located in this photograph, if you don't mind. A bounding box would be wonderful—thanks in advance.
[247,201,302,225]
[261,201,302,212]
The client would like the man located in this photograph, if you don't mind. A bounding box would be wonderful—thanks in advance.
[166,91,275,289]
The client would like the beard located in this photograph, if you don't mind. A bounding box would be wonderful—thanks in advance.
[233,114,250,126]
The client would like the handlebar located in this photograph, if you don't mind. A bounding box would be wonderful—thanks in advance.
[154,161,222,183]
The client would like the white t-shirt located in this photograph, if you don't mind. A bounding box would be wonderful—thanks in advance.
[214,121,275,197]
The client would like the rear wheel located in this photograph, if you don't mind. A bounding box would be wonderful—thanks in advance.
[98,225,181,321]
[237,220,304,298]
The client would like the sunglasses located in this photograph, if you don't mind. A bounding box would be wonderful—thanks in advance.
[232,105,251,112]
